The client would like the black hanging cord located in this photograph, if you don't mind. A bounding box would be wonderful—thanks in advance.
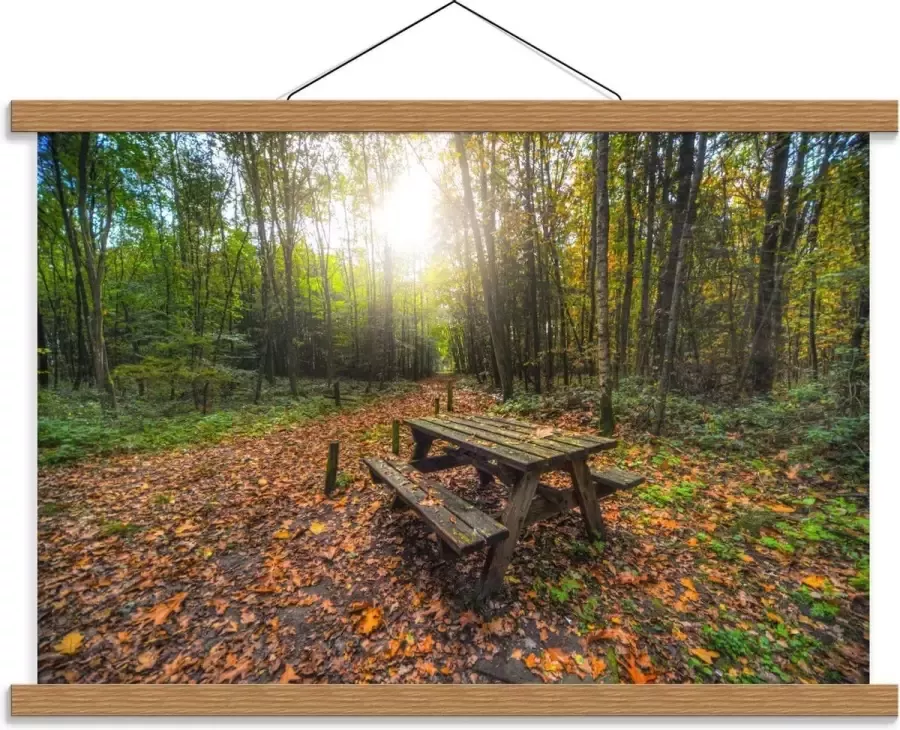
[285,0,621,101]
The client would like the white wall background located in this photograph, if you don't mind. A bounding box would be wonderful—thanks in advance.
[2,0,896,726]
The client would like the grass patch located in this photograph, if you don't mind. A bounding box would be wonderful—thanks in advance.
[39,377,414,466]
[99,520,142,538]
[490,375,869,484]
[39,502,64,517]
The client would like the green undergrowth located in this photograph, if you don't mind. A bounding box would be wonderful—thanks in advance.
[39,376,415,466]
[490,376,868,485]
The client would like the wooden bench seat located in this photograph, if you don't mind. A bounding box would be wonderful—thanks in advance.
[363,457,509,556]
[591,467,645,497]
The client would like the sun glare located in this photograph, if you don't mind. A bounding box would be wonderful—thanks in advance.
[375,165,435,260]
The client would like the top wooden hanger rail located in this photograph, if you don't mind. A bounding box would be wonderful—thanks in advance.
[8,100,898,132]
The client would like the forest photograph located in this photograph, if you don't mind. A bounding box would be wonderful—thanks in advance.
[37,130,869,685]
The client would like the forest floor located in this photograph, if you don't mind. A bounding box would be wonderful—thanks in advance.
[38,378,869,684]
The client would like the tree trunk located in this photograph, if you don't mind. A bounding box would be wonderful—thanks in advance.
[617,136,637,379]
[593,133,614,435]
[654,134,707,434]
[454,133,514,400]
[638,133,659,377]
[655,134,696,366]
[747,133,791,395]
[523,134,542,393]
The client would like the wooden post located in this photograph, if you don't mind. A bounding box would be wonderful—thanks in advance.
[333,381,341,407]
[446,380,453,412]
[433,397,440,416]
[391,419,400,456]
[324,441,340,495]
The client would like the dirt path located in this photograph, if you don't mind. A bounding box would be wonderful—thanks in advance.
[38,379,868,684]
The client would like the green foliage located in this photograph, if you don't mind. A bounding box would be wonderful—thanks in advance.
[758,536,795,554]
[536,571,585,605]
[498,376,868,485]
[38,376,403,465]
[39,502,64,517]
[100,521,141,538]
[636,481,697,508]
[702,625,757,659]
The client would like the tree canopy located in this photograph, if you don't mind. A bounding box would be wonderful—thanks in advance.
[38,132,869,430]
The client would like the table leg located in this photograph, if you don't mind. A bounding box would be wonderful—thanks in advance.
[476,468,494,486]
[410,430,434,462]
[569,458,607,540]
[480,470,539,596]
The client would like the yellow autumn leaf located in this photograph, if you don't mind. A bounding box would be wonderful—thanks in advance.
[767,503,795,513]
[309,521,327,535]
[672,626,688,641]
[356,606,383,635]
[802,575,828,590]
[690,647,720,665]
[273,529,291,539]
[55,631,83,655]
[680,577,697,592]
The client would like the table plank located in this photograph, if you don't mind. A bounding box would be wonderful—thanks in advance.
[413,417,593,471]
[470,415,616,451]
[405,418,544,471]
[445,416,580,455]
[438,416,566,459]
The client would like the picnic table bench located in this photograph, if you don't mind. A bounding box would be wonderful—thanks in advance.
[365,414,643,596]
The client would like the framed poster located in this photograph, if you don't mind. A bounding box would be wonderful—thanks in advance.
[9,99,897,716]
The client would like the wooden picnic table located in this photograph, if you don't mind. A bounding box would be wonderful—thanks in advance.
[403,414,617,595]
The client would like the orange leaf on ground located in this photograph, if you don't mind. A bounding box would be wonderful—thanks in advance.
[279,665,299,683]
[524,653,540,669]
[136,650,159,671]
[356,606,383,635]
[589,656,607,679]
[625,654,655,684]
[142,592,187,626]
[587,627,633,645]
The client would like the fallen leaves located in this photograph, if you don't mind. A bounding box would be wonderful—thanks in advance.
[279,665,299,683]
[589,656,607,679]
[35,380,869,686]
[137,592,188,626]
[625,654,656,684]
[690,647,720,665]
[351,603,383,635]
[54,631,83,655]
[802,575,829,590]
[136,650,159,671]
[766,503,796,513]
